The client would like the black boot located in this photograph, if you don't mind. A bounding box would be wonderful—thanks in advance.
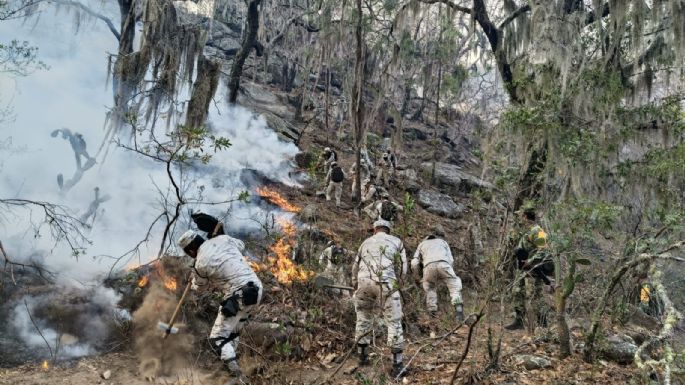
[390,349,406,377]
[357,343,369,366]
[504,315,524,330]
[455,304,465,323]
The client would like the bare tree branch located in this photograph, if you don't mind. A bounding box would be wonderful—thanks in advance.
[51,0,120,40]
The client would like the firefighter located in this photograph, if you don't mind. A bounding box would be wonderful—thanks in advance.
[178,230,262,384]
[411,224,464,321]
[352,219,407,377]
[325,161,346,207]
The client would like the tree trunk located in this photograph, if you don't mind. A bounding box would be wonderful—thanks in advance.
[352,0,364,203]
[228,0,262,104]
[472,0,520,103]
[185,55,221,129]
[554,253,574,359]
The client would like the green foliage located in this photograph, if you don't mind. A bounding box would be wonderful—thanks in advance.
[0,39,47,76]
[237,190,250,202]
[274,340,292,357]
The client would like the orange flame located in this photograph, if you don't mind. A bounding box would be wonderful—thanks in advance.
[251,216,312,284]
[42,360,49,370]
[164,277,178,291]
[256,187,301,213]
[138,275,149,288]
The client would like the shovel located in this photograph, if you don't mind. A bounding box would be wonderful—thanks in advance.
[158,279,193,339]
[313,275,354,292]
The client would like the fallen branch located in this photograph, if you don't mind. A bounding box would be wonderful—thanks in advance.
[449,312,484,385]
[396,321,465,381]
[24,299,54,360]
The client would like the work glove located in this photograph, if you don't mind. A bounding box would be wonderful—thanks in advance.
[191,212,223,236]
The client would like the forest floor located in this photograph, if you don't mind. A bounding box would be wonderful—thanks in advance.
[0,317,643,385]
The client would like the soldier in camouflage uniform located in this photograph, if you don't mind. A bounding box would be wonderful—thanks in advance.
[505,207,554,330]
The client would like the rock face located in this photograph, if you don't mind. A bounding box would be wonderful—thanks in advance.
[238,82,301,143]
[513,354,553,370]
[416,189,464,218]
[421,162,494,192]
[600,334,638,364]
[396,168,420,192]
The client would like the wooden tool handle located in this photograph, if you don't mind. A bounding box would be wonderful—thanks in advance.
[163,279,193,339]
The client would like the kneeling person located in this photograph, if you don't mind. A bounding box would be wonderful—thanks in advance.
[178,230,263,383]
[411,225,464,321]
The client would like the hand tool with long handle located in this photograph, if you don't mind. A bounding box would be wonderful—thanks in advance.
[159,279,192,339]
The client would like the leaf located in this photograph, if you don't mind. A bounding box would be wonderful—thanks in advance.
[575,258,592,265]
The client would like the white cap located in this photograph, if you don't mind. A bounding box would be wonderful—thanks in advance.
[324,147,331,152]
[373,219,392,230]
[177,230,199,249]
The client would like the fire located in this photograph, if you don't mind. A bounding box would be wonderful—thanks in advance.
[42,360,49,370]
[138,275,150,288]
[256,187,301,213]
[251,216,312,284]
[164,277,178,291]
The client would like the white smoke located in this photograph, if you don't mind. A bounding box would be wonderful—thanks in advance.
[0,0,299,360]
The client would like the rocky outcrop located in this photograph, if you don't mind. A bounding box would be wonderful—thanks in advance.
[416,189,464,218]
[237,82,301,143]
[396,168,420,192]
[599,334,638,364]
[421,162,494,192]
[513,354,553,370]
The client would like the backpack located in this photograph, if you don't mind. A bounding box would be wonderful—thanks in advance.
[380,200,397,221]
[331,166,344,183]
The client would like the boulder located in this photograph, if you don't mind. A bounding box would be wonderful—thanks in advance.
[416,189,464,218]
[513,354,552,370]
[599,334,638,364]
[396,169,420,193]
[421,162,494,192]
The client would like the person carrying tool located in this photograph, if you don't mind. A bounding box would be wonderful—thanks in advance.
[352,219,407,377]
[325,161,345,207]
[363,191,403,224]
[411,224,464,321]
[504,205,553,330]
[177,230,262,384]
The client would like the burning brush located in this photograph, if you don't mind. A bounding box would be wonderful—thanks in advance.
[251,188,312,284]
[256,187,301,213]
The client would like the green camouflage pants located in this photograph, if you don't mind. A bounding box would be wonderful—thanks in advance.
[511,273,548,326]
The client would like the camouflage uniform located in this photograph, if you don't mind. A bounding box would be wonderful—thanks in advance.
[510,224,552,327]
[352,231,407,350]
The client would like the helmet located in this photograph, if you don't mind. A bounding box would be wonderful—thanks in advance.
[380,191,390,198]
[373,219,392,230]
[330,161,338,167]
[363,178,371,184]
[529,226,547,248]
[324,147,331,153]
[178,230,200,249]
